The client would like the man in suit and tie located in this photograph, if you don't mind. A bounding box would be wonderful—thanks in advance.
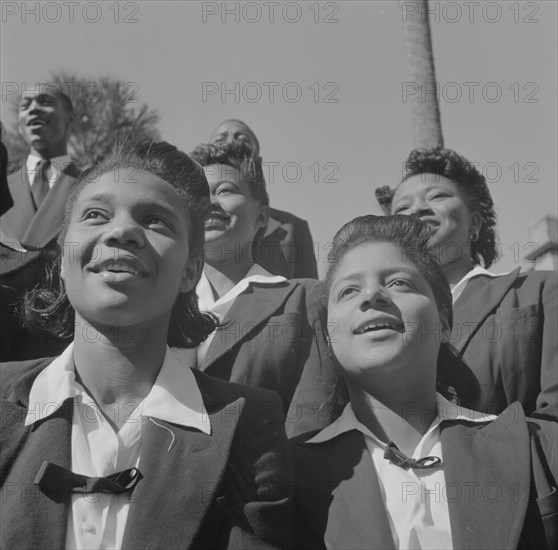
[1,85,81,360]
[209,119,318,279]
[1,84,80,250]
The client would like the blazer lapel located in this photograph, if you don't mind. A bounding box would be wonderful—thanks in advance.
[442,405,531,550]
[201,281,297,370]
[22,163,79,247]
[0,399,72,550]
[1,169,35,243]
[452,269,520,352]
[300,431,395,550]
[122,394,240,550]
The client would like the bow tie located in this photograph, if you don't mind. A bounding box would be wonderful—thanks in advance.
[384,441,442,470]
[34,461,143,495]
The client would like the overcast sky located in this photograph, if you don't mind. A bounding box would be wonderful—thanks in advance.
[2,0,556,276]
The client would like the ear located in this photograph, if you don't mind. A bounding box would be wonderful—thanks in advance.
[470,210,482,236]
[255,204,270,229]
[439,308,451,344]
[179,255,203,294]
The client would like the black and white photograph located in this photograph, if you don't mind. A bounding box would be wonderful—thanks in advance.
[1,1,557,549]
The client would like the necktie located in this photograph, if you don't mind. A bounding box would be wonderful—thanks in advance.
[383,441,442,470]
[31,159,51,209]
[34,460,143,495]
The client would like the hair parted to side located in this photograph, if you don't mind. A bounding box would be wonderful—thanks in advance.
[23,138,218,348]
[190,141,269,207]
[375,147,498,268]
[325,215,480,407]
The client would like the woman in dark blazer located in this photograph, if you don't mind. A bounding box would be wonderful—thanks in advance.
[173,141,338,437]
[292,215,557,550]
[376,148,557,420]
[1,140,292,550]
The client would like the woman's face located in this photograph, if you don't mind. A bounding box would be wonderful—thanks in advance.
[203,163,268,261]
[61,169,201,330]
[327,241,447,382]
[390,174,482,266]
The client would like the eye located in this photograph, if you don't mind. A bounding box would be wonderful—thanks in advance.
[82,208,108,221]
[338,286,358,300]
[145,216,174,231]
[388,278,415,289]
[393,204,410,214]
[429,193,449,200]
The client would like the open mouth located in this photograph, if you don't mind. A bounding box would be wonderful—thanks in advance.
[27,118,48,127]
[205,213,230,227]
[354,320,404,335]
[91,259,146,278]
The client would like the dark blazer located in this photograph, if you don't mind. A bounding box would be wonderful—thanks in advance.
[258,208,318,280]
[1,161,81,248]
[0,357,292,550]
[452,268,558,420]
[291,403,558,550]
[187,278,338,438]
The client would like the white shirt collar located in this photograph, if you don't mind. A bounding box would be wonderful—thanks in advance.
[27,152,72,171]
[25,342,210,434]
[197,263,286,312]
[307,392,495,445]
[451,264,510,302]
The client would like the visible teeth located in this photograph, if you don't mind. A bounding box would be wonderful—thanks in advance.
[358,322,398,334]
[101,261,140,275]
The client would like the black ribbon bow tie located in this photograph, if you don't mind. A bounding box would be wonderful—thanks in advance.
[34,461,143,495]
[384,441,442,470]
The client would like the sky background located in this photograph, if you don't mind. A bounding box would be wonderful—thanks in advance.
[2,0,556,277]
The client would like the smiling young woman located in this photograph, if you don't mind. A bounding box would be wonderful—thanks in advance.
[291,215,557,550]
[0,140,292,550]
[376,148,557,421]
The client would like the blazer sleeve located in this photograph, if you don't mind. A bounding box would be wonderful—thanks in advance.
[285,280,342,438]
[222,389,294,550]
[535,272,558,421]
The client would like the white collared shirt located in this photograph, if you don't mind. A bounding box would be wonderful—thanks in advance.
[26,153,72,188]
[451,265,510,303]
[183,263,286,365]
[307,393,496,550]
[25,343,210,550]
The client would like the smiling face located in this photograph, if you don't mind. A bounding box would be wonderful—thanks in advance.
[209,120,259,153]
[203,163,268,263]
[60,170,201,331]
[18,87,73,158]
[327,241,447,386]
[391,174,482,267]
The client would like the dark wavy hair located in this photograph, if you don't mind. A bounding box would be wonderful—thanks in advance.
[375,147,498,268]
[325,215,480,408]
[23,139,218,348]
[190,141,269,207]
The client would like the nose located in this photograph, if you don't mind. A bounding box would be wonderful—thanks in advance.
[359,283,392,311]
[406,197,434,218]
[102,215,145,249]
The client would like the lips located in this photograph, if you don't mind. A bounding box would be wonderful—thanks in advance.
[354,318,404,335]
[419,217,440,229]
[27,117,48,127]
[205,212,230,228]
[89,257,147,278]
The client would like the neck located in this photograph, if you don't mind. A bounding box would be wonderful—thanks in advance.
[441,256,474,287]
[346,375,438,456]
[204,261,253,298]
[30,144,67,159]
[72,313,168,428]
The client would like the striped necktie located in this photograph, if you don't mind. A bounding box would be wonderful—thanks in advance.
[31,158,51,209]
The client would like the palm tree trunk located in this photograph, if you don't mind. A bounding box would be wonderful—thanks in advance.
[400,0,444,148]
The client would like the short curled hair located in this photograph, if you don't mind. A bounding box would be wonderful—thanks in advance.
[325,215,480,408]
[23,139,218,348]
[190,141,269,207]
[375,147,498,268]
